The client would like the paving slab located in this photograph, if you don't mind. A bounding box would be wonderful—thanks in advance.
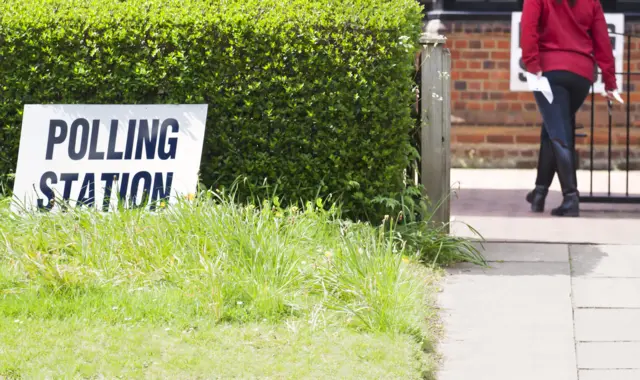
[572,278,640,308]
[571,245,640,278]
[439,341,576,380]
[437,261,576,380]
[579,369,640,380]
[574,309,640,342]
[577,342,640,369]
[474,242,568,262]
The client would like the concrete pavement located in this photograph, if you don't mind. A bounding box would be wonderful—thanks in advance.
[437,243,577,380]
[436,169,640,379]
[437,243,640,380]
[572,244,640,378]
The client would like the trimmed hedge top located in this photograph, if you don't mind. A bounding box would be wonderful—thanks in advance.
[0,0,423,220]
[1,0,420,26]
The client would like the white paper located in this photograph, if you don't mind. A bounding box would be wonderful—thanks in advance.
[612,91,624,103]
[525,72,554,104]
[601,90,624,104]
[610,90,624,104]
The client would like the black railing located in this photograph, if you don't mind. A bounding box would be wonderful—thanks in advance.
[579,32,640,204]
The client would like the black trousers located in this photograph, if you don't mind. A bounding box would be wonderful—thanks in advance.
[533,70,591,188]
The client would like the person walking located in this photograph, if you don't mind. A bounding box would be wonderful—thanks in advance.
[520,0,619,217]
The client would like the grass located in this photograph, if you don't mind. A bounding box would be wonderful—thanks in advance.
[1,318,434,379]
[0,190,478,379]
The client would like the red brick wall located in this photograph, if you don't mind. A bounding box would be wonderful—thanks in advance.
[445,20,640,170]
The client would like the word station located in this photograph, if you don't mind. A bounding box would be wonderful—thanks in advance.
[38,118,180,211]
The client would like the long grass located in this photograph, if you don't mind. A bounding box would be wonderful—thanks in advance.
[0,197,436,331]
[0,189,478,377]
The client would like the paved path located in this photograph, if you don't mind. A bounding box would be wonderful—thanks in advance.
[437,242,640,380]
[449,169,640,244]
[437,169,640,379]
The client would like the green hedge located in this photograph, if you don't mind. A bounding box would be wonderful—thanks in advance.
[0,0,423,220]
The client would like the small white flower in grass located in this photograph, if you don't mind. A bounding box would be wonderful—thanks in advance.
[165,327,171,331]
[112,306,118,311]
[237,301,244,305]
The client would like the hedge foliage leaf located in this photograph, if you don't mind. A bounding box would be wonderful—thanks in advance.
[0,0,424,220]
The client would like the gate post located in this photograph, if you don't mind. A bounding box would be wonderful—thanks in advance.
[420,33,451,232]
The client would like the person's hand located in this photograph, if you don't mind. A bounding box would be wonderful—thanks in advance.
[603,89,624,104]
[536,71,542,79]
[603,90,615,101]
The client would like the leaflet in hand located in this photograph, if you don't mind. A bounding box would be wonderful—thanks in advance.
[608,90,624,104]
[525,72,554,104]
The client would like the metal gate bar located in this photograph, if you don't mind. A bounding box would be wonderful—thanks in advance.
[626,32,631,197]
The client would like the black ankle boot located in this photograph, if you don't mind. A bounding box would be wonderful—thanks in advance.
[551,192,579,217]
[526,185,548,212]
[550,140,580,217]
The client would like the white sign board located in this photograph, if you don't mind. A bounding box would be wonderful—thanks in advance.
[510,12,624,94]
[12,104,208,212]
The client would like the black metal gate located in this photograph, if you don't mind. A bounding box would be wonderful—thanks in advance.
[577,32,640,204]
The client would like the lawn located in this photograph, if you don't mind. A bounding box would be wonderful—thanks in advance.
[0,192,474,379]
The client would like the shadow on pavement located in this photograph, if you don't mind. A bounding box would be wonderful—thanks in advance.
[444,242,610,279]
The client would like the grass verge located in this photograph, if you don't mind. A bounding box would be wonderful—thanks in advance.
[0,191,469,378]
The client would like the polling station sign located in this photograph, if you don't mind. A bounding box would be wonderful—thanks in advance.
[510,12,624,94]
[12,104,208,212]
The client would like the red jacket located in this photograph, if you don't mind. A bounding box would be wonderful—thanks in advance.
[520,0,617,91]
